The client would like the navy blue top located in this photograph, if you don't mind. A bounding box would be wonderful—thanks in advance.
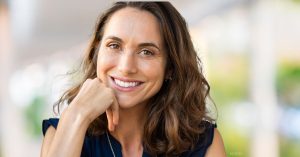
[42,118,216,157]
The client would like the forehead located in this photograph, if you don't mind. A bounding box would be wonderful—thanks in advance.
[102,7,163,46]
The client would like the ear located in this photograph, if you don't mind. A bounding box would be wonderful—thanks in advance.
[164,69,172,80]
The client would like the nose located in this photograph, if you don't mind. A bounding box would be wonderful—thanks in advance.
[117,53,137,75]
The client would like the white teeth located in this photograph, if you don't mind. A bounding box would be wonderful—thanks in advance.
[114,79,140,88]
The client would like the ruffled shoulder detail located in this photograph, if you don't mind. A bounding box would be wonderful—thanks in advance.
[42,118,59,135]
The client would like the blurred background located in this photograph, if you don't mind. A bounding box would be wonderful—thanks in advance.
[0,0,300,156]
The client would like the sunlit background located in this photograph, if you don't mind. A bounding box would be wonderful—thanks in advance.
[0,0,300,156]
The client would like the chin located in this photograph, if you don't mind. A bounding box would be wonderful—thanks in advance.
[117,97,146,110]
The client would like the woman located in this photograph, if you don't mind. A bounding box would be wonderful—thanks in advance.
[41,2,226,157]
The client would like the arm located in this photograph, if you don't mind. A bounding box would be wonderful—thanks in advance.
[41,126,56,157]
[40,78,119,157]
[205,128,227,157]
[40,108,89,157]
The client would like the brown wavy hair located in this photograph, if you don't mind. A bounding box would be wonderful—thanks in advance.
[54,1,215,156]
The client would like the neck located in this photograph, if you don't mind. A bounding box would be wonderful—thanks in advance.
[110,104,147,156]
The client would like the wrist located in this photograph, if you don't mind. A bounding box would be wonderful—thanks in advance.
[61,104,91,130]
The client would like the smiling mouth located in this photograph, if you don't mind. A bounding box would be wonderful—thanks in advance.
[111,77,143,88]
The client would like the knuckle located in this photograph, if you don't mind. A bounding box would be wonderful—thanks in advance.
[109,98,114,104]
[107,88,114,94]
[84,79,92,84]
[92,78,99,82]
[102,87,111,93]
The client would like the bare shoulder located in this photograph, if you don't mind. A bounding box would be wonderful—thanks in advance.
[205,128,227,157]
[41,126,56,157]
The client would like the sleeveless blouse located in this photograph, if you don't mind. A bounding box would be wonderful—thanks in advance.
[42,118,216,157]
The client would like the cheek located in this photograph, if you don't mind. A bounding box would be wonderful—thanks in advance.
[138,59,166,82]
[96,51,117,78]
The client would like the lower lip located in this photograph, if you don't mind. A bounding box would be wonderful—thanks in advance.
[110,77,143,92]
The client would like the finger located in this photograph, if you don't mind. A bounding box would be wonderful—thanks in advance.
[106,109,114,131]
[80,79,92,91]
[96,77,103,83]
[85,78,92,83]
[111,95,119,126]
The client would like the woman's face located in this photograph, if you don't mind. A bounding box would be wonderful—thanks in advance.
[96,7,167,109]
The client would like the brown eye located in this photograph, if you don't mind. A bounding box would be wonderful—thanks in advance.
[108,43,120,49]
[140,49,154,56]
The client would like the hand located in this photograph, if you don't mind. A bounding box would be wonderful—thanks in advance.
[70,78,119,131]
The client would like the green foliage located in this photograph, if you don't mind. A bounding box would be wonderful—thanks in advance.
[207,54,250,156]
[292,0,300,4]
[276,61,300,106]
[280,136,300,157]
[24,95,46,139]
[208,54,249,105]
[220,126,250,157]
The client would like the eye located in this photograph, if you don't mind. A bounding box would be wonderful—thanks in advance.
[140,49,154,56]
[108,43,120,49]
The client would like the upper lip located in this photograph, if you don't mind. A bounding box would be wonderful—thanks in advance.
[110,76,143,83]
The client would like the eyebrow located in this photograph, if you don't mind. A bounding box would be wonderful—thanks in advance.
[104,35,161,51]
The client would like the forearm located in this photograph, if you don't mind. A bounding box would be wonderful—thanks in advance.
[45,106,90,157]
[42,78,118,157]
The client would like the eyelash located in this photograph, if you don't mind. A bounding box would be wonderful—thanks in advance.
[106,42,155,56]
[139,49,154,56]
[108,43,120,49]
